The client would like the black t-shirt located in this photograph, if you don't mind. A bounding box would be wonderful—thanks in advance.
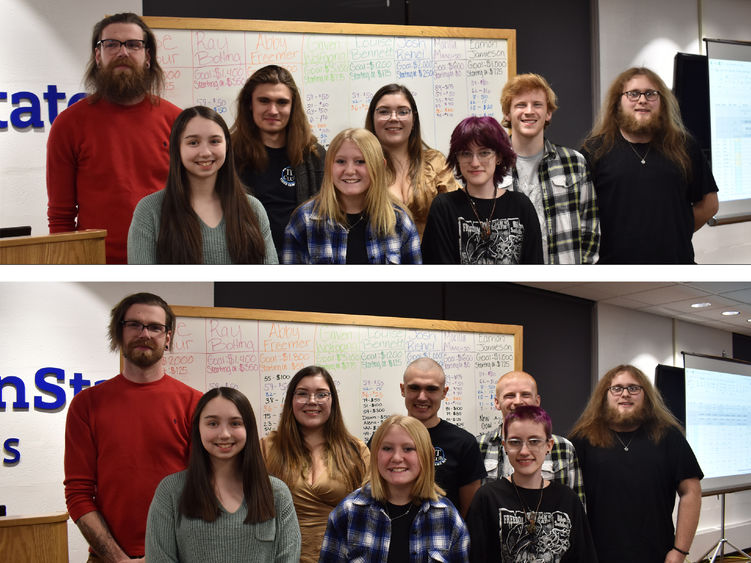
[345,212,368,264]
[239,146,297,257]
[386,501,419,563]
[465,478,597,562]
[428,419,487,511]
[582,134,718,264]
[570,426,703,563]
[421,189,544,264]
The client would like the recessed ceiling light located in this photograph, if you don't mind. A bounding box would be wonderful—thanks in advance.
[691,302,712,308]
[721,311,740,316]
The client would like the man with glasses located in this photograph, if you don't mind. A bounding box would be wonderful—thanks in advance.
[476,370,586,505]
[569,365,703,563]
[64,292,202,561]
[399,357,486,516]
[47,13,181,263]
[501,73,600,264]
[581,67,718,263]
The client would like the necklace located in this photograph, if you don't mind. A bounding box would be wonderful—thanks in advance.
[614,431,634,452]
[386,501,415,521]
[628,142,651,165]
[463,186,498,240]
[344,213,364,233]
[510,475,544,535]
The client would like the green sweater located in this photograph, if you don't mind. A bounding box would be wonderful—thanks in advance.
[146,471,301,563]
[127,190,278,264]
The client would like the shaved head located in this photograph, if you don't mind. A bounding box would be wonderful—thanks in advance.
[403,357,446,386]
[494,370,541,417]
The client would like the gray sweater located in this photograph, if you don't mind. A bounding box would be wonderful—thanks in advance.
[145,471,301,563]
[127,190,278,264]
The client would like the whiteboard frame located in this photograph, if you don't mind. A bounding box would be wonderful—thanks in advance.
[143,17,516,79]
[170,305,523,371]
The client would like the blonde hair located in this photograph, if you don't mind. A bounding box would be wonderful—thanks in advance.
[500,73,558,128]
[569,364,683,448]
[312,128,402,236]
[369,415,444,503]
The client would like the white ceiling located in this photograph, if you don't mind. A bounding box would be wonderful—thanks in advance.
[519,282,751,337]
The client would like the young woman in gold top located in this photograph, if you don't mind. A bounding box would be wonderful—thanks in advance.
[365,83,460,238]
[261,366,369,563]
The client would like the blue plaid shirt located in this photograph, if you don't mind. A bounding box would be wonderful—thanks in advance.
[509,139,600,264]
[476,422,586,507]
[320,485,469,562]
[281,200,422,264]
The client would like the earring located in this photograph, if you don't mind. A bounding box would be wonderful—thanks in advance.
[146,61,151,69]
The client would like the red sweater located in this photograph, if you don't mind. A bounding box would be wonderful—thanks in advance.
[64,374,202,557]
[46,96,181,263]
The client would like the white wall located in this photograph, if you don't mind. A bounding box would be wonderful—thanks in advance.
[0,282,213,561]
[596,302,751,557]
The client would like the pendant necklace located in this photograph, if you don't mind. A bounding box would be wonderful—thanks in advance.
[629,142,651,165]
[386,501,415,521]
[463,186,499,240]
[510,474,544,535]
[345,213,364,233]
[614,431,634,452]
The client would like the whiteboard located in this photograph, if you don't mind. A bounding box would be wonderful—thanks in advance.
[163,306,522,442]
[144,17,515,154]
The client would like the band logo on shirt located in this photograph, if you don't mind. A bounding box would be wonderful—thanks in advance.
[434,446,447,466]
[280,166,296,187]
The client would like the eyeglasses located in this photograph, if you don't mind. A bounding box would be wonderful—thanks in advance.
[457,149,496,163]
[374,107,412,120]
[97,39,147,52]
[293,390,332,403]
[504,438,547,451]
[607,384,644,396]
[121,320,168,335]
[622,89,660,102]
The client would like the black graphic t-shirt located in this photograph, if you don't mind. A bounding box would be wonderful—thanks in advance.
[465,479,596,562]
[240,146,297,257]
[421,189,543,264]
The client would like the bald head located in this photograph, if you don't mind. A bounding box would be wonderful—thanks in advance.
[403,357,446,385]
[494,370,541,417]
[400,357,447,428]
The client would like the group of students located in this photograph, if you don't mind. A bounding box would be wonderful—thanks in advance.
[124,65,539,264]
[143,365,594,562]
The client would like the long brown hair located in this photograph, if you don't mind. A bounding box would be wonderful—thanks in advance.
[156,106,265,263]
[179,387,275,524]
[264,366,368,491]
[231,65,320,173]
[569,364,683,447]
[83,12,164,103]
[364,84,436,217]
[583,67,692,179]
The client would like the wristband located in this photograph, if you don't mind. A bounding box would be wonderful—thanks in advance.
[673,546,690,556]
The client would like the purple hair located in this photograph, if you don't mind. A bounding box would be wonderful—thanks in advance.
[446,116,516,186]
[503,405,552,439]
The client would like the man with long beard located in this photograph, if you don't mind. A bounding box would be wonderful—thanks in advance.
[64,293,201,561]
[581,67,718,263]
[46,13,181,263]
[569,365,703,563]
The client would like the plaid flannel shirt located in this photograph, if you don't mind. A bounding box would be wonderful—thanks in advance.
[476,422,587,508]
[510,139,599,264]
[282,200,422,264]
[319,485,469,562]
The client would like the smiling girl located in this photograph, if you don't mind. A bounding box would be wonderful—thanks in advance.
[127,106,277,263]
[145,387,300,562]
[320,414,469,562]
[282,128,422,264]
[465,406,596,562]
[421,116,543,264]
[261,366,369,563]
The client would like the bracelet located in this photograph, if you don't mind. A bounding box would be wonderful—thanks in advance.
[673,546,690,556]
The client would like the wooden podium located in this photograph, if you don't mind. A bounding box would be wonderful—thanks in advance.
[0,230,106,264]
[0,512,69,562]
